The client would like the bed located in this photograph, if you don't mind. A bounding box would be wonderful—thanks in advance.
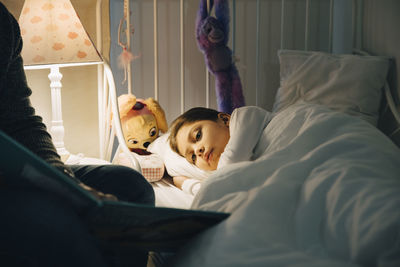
[90,0,400,265]
[146,48,399,266]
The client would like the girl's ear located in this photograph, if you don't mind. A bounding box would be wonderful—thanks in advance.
[218,113,230,127]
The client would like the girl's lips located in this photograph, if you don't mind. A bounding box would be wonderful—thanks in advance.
[205,149,213,163]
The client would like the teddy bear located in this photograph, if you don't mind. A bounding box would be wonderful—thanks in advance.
[115,94,168,182]
[118,94,168,154]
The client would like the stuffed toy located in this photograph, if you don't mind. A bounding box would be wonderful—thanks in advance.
[196,0,245,114]
[118,94,168,155]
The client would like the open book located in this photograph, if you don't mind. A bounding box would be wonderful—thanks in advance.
[0,130,229,252]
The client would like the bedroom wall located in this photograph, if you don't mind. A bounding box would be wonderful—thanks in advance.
[362,0,400,145]
[109,0,333,126]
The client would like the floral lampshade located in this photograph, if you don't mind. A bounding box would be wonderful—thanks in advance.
[18,0,102,67]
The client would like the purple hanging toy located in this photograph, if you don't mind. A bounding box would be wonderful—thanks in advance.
[195,0,245,114]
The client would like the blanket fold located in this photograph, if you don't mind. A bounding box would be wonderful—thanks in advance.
[173,103,400,267]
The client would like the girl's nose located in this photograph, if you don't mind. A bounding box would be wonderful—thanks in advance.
[195,145,204,156]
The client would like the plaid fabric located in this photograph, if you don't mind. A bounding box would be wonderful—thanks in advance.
[115,152,164,182]
[142,165,165,183]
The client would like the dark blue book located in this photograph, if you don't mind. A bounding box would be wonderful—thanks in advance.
[0,130,229,252]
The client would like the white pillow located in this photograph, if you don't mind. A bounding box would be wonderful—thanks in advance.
[148,133,212,180]
[273,50,390,126]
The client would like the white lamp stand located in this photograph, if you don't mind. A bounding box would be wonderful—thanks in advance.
[48,65,69,157]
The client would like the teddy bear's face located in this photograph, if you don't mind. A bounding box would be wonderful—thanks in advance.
[122,113,159,150]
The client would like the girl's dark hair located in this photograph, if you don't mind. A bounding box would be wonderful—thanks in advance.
[168,107,219,155]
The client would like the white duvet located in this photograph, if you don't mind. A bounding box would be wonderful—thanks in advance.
[171,103,400,267]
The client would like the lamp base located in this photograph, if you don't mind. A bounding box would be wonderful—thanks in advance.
[49,65,70,159]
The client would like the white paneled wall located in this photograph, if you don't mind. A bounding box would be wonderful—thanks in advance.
[109,0,338,125]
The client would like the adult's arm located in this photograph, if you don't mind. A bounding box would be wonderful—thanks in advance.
[0,3,74,178]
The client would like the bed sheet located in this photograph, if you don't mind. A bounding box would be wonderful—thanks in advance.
[152,177,194,209]
[65,154,194,209]
[171,103,400,267]
[64,153,111,165]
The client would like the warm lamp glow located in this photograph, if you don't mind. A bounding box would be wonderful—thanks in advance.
[19,0,102,67]
[18,0,104,158]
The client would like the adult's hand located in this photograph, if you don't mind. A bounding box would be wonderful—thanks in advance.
[78,183,118,201]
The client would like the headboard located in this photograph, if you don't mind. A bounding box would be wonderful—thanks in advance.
[360,0,400,145]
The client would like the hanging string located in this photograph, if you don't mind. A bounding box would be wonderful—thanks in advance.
[118,0,138,91]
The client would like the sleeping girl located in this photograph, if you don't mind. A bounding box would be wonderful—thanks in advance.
[168,106,272,194]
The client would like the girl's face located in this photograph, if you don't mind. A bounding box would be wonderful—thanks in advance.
[176,115,230,171]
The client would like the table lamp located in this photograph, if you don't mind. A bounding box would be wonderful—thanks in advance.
[19,0,103,157]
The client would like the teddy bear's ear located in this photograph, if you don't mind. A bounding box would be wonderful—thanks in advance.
[118,94,137,119]
[144,98,168,133]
